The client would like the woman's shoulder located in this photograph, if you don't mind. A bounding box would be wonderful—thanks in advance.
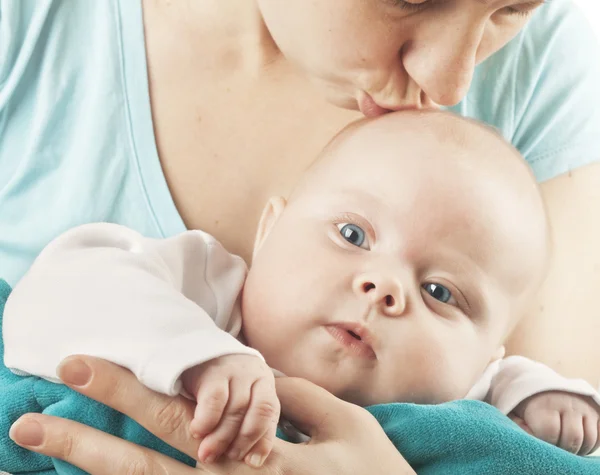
[452,0,600,182]
[0,0,185,286]
[0,0,124,84]
[0,0,130,186]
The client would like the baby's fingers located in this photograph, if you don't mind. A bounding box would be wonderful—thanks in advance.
[509,414,533,435]
[190,378,229,440]
[558,412,584,454]
[578,415,599,456]
[526,410,561,446]
[594,419,600,455]
[198,377,251,463]
[9,414,201,475]
[244,431,279,468]
[227,378,280,466]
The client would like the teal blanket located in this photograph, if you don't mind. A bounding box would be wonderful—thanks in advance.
[1,279,599,474]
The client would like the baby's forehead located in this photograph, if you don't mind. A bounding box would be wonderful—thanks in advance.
[320,112,514,177]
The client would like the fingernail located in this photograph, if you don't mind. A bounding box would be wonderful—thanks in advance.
[10,419,44,447]
[247,452,266,468]
[204,454,216,464]
[227,449,240,460]
[57,358,91,387]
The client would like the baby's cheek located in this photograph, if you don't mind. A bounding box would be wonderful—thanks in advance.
[420,336,491,402]
[240,293,275,353]
[435,354,488,402]
[401,350,474,404]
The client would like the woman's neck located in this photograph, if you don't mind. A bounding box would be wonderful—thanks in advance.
[144,0,282,76]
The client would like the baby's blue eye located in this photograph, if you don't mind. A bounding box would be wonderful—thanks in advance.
[423,283,452,303]
[338,223,367,248]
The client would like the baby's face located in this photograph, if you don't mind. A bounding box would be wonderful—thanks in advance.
[241,112,549,406]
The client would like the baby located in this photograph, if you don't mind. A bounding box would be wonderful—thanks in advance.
[4,111,600,469]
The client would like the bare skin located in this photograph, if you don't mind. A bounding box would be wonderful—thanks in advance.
[143,0,360,261]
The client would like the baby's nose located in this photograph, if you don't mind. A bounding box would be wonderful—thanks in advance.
[353,273,406,317]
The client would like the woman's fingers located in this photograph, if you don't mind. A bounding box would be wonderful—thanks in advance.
[9,414,204,475]
[275,377,368,440]
[48,361,414,475]
[57,355,199,459]
[271,377,415,475]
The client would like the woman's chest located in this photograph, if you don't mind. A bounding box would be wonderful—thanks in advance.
[148,70,360,261]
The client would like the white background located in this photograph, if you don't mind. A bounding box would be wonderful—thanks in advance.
[573,0,600,41]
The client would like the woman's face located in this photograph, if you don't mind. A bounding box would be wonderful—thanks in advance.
[257,0,543,115]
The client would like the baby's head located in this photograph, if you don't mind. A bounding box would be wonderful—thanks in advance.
[241,111,550,406]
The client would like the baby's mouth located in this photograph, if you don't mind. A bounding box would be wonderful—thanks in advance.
[325,323,377,360]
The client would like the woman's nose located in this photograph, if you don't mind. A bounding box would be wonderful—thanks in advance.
[353,273,406,317]
[402,13,486,107]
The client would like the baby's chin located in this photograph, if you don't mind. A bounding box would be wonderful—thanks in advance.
[347,376,476,407]
[355,388,470,407]
[266,360,474,407]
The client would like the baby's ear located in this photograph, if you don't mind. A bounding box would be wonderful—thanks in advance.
[253,196,287,260]
[491,345,506,363]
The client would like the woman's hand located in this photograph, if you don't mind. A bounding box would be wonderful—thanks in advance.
[9,356,415,475]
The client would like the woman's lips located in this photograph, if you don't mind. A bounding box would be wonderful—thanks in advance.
[357,91,420,118]
[357,91,391,117]
[325,324,377,360]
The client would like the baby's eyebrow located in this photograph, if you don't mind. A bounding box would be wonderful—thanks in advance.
[335,188,382,204]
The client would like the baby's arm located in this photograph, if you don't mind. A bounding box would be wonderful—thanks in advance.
[478,356,600,455]
[3,223,280,465]
[3,223,260,394]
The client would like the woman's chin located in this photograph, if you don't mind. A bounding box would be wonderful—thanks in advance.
[312,82,360,112]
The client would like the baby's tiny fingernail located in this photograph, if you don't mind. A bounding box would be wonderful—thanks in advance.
[227,449,240,460]
[204,454,216,464]
[10,419,44,447]
[247,452,266,468]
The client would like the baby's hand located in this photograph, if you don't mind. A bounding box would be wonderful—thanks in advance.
[509,391,600,455]
[181,354,280,467]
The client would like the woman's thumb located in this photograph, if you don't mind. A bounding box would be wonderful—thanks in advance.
[275,377,359,440]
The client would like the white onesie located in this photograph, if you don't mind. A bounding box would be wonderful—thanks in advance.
[3,223,599,416]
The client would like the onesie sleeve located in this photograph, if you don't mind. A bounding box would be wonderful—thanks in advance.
[466,356,600,415]
[3,223,262,396]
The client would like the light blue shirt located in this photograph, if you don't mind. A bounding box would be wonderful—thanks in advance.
[1,0,600,286]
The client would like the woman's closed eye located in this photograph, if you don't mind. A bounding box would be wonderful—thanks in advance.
[337,223,370,250]
[501,1,545,17]
[386,0,544,17]
[387,0,430,12]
